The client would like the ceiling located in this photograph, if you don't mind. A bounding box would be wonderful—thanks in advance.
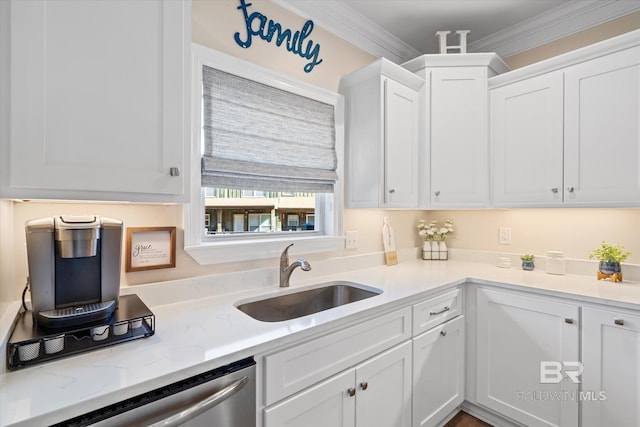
[277,0,640,62]
[340,0,572,54]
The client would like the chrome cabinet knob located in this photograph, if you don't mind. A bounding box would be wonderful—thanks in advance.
[360,382,368,390]
[347,387,356,397]
[388,189,395,194]
[614,318,624,326]
[565,318,574,324]
[567,187,575,193]
[169,167,180,177]
[440,330,447,337]
[551,187,559,193]
[435,190,440,196]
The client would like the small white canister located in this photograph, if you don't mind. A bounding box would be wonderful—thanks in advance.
[546,251,566,275]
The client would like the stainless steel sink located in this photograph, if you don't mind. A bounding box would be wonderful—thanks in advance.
[236,281,382,322]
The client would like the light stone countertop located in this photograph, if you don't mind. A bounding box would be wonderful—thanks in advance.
[1,256,639,427]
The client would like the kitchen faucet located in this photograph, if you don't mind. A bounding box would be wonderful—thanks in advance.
[279,243,311,287]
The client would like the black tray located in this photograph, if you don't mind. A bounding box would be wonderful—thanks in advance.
[7,294,155,371]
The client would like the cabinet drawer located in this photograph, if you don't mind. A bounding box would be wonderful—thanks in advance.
[263,307,411,405]
[413,288,462,336]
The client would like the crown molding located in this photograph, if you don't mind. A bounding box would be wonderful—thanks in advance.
[276,0,640,63]
[468,0,640,58]
[274,0,421,64]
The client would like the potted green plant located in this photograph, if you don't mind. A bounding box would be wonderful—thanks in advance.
[520,254,535,271]
[588,241,631,282]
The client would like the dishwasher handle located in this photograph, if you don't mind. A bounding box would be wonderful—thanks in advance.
[148,376,249,427]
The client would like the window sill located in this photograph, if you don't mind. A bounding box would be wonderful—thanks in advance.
[185,235,345,265]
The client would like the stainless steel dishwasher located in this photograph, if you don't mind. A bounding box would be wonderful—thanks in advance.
[53,357,256,427]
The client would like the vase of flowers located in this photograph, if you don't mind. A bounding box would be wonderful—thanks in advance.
[588,241,630,282]
[417,220,454,261]
[437,220,454,260]
[417,220,438,260]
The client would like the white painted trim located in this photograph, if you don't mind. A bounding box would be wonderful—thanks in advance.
[274,0,421,64]
[340,57,425,91]
[185,235,344,265]
[186,44,345,264]
[277,0,639,63]
[468,0,640,57]
[488,29,640,88]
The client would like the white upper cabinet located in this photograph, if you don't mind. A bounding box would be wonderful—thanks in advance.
[403,54,509,208]
[430,67,490,207]
[0,0,190,202]
[564,45,640,206]
[491,72,564,207]
[340,58,423,208]
[490,30,640,208]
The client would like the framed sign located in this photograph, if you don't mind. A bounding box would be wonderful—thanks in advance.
[125,227,176,272]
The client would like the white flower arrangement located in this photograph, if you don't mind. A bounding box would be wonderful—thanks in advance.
[417,220,437,241]
[439,219,454,241]
[417,219,454,241]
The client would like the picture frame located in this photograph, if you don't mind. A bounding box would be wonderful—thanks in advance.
[125,227,176,272]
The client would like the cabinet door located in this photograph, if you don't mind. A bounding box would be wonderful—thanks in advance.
[264,369,356,427]
[413,315,465,427]
[491,72,564,207]
[355,341,412,427]
[430,67,489,207]
[582,307,640,427]
[1,0,188,202]
[476,288,579,427]
[383,79,419,208]
[564,46,640,206]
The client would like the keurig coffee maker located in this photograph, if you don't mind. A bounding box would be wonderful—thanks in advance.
[25,215,123,328]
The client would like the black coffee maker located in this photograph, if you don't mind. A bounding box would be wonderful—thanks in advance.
[25,215,123,328]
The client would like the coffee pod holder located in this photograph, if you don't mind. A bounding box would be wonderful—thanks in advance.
[6,294,155,371]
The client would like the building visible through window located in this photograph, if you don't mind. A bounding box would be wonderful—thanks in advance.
[204,188,315,234]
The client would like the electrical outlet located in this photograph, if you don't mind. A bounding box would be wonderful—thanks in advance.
[345,231,359,250]
[499,227,512,245]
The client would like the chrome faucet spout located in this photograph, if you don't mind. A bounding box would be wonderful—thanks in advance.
[279,244,311,287]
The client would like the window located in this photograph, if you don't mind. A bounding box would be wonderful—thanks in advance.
[248,213,272,232]
[287,215,300,228]
[185,45,344,265]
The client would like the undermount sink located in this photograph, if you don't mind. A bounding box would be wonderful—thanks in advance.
[236,281,383,322]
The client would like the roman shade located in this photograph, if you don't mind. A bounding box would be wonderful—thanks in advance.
[201,66,338,193]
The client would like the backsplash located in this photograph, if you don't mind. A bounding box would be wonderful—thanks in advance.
[2,200,639,312]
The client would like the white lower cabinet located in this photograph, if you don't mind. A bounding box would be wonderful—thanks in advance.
[582,307,640,427]
[259,284,640,427]
[476,288,580,427]
[413,315,465,427]
[264,369,355,427]
[264,341,412,427]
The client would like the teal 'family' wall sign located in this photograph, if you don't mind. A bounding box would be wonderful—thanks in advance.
[234,0,323,73]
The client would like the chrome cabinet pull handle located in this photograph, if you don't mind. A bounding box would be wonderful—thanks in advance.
[389,189,395,194]
[551,187,559,193]
[347,387,356,397]
[430,306,450,316]
[147,376,248,427]
[614,318,624,326]
[440,330,447,337]
[567,187,575,193]
[360,382,368,390]
[169,167,180,177]
[565,318,574,324]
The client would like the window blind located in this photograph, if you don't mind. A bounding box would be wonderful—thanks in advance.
[201,66,338,193]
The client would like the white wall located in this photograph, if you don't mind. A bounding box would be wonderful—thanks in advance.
[1,0,639,309]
